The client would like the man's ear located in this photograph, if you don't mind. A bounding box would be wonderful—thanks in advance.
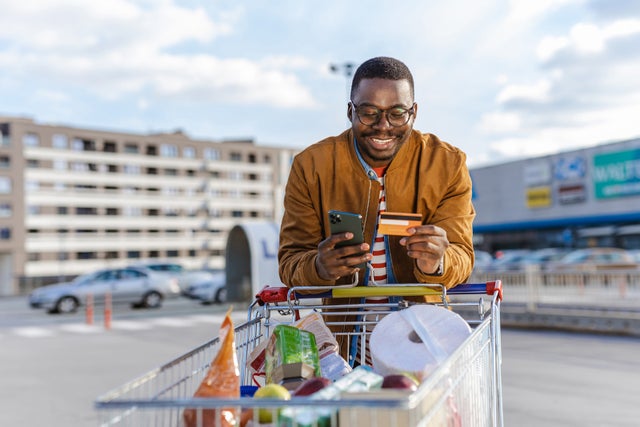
[347,103,353,123]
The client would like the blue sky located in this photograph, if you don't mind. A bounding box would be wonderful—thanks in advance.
[1,0,639,167]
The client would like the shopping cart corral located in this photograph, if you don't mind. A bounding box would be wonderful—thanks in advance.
[95,281,503,427]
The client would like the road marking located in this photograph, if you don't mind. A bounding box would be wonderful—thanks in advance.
[6,311,251,338]
[12,326,56,338]
[111,320,153,331]
[148,317,197,327]
[59,324,102,334]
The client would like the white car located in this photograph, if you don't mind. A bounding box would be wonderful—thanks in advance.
[183,271,227,304]
[28,266,181,314]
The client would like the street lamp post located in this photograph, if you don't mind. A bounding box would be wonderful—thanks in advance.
[329,61,356,102]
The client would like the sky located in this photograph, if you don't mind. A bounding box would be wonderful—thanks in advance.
[1,0,639,167]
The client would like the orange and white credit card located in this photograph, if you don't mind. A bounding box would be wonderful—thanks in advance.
[378,212,422,236]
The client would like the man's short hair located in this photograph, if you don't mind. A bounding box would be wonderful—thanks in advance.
[350,57,415,100]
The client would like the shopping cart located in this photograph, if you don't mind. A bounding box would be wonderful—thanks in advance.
[95,281,503,427]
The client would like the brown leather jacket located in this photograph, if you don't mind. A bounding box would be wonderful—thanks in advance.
[278,129,476,361]
[278,129,475,289]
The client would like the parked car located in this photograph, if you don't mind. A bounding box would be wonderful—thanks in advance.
[129,261,189,290]
[473,250,494,271]
[484,249,532,272]
[183,270,227,304]
[518,248,571,271]
[549,247,639,271]
[28,266,181,314]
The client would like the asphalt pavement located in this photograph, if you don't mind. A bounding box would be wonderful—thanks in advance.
[1,296,639,426]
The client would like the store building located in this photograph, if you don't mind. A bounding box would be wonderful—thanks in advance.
[471,137,640,252]
[0,116,297,296]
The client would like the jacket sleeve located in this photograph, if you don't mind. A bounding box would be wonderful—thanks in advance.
[278,154,335,288]
[414,150,476,288]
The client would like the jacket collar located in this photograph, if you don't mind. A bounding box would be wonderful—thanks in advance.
[353,137,381,181]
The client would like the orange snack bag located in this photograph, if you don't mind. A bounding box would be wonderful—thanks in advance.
[184,307,240,427]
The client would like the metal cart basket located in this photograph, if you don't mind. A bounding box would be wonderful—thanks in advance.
[96,281,503,427]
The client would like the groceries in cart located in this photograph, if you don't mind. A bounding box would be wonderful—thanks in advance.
[95,281,503,427]
[186,302,471,426]
[183,307,240,427]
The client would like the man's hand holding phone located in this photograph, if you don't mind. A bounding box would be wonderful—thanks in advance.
[316,210,372,281]
[316,232,371,281]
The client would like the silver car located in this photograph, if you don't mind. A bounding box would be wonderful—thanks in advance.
[28,266,181,314]
[183,271,227,304]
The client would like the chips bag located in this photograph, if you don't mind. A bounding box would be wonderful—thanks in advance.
[183,307,240,427]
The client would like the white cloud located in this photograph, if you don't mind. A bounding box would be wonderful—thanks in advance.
[478,112,522,134]
[496,79,552,104]
[0,0,315,108]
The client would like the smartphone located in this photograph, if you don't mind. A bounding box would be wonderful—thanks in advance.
[328,210,367,269]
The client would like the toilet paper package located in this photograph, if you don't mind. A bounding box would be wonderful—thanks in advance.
[370,304,471,381]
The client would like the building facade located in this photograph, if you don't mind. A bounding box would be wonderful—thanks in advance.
[0,116,297,296]
[471,137,640,252]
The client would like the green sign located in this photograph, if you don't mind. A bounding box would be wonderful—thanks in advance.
[593,149,640,199]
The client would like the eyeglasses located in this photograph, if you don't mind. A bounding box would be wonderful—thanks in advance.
[350,102,416,127]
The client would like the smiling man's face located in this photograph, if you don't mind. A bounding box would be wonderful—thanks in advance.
[348,77,417,168]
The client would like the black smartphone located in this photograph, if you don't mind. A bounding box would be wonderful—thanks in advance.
[328,210,367,269]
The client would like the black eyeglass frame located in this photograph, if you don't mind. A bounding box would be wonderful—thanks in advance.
[349,101,416,127]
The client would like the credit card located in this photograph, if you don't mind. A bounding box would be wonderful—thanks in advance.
[378,212,422,236]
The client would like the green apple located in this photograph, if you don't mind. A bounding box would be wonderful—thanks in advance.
[253,383,291,423]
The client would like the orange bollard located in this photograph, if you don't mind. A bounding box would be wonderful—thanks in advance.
[104,292,112,330]
[86,294,94,325]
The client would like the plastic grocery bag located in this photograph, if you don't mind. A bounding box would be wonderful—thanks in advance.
[183,307,240,427]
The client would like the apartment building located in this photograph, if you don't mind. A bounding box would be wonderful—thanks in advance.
[0,116,297,296]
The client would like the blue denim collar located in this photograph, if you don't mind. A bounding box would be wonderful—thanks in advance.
[353,137,379,181]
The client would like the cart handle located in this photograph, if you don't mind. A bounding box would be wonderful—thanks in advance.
[254,280,502,304]
[448,280,502,301]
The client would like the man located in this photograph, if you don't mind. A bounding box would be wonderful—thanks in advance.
[278,56,475,361]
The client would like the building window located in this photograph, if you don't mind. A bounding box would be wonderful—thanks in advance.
[103,141,117,152]
[167,250,179,257]
[123,206,142,216]
[229,171,242,180]
[127,251,141,258]
[53,159,67,170]
[28,253,40,262]
[0,203,11,217]
[106,208,119,215]
[57,207,68,215]
[52,134,68,149]
[184,147,195,158]
[72,138,95,151]
[26,180,39,191]
[23,133,40,147]
[161,144,178,157]
[27,159,39,168]
[76,207,98,215]
[230,152,242,161]
[124,143,139,153]
[105,251,118,259]
[0,155,9,168]
[27,205,40,215]
[124,164,141,175]
[0,228,10,240]
[204,148,220,160]
[148,250,160,258]
[77,252,97,260]
[146,145,158,156]
[0,124,10,146]
[232,210,243,217]
[164,168,178,176]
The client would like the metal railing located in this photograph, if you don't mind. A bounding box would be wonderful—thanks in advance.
[469,267,640,313]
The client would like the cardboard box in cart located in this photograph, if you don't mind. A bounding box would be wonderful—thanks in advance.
[265,324,321,390]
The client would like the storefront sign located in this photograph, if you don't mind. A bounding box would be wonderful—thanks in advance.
[557,184,586,204]
[526,186,552,208]
[593,149,640,199]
